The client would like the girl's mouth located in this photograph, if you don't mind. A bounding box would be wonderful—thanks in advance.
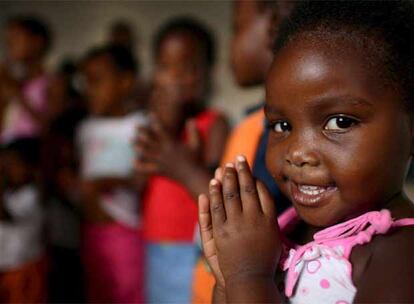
[290,182,337,207]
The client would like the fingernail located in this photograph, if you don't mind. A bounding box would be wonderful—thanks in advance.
[236,155,246,162]
[225,162,234,168]
[210,179,218,186]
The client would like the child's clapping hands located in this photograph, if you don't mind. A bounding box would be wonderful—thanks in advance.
[134,81,214,199]
[135,116,202,183]
[198,156,283,303]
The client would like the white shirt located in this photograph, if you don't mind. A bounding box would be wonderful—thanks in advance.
[76,111,147,227]
[0,185,44,270]
[77,112,148,179]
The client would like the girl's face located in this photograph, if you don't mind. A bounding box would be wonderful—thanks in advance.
[265,36,413,227]
[231,0,273,87]
[154,32,208,105]
[83,55,131,116]
[6,24,43,63]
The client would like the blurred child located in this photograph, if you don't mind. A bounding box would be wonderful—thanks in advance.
[106,20,149,113]
[200,1,414,302]
[78,44,146,303]
[226,0,295,221]
[0,138,46,303]
[192,1,295,302]
[43,104,86,302]
[0,16,52,142]
[46,60,84,123]
[135,17,229,303]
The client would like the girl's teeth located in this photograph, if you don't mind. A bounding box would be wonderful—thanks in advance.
[298,185,328,195]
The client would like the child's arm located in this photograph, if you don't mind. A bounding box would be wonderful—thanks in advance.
[180,116,229,198]
[353,226,414,302]
[80,179,113,223]
[80,176,138,222]
[199,156,283,303]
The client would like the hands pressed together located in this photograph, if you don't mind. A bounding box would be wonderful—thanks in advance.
[198,156,283,303]
[135,116,202,183]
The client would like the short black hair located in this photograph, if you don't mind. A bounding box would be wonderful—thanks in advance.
[2,137,41,166]
[110,20,133,36]
[109,20,136,48]
[153,16,216,68]
[273,0,414,110]
[83,44,138,74]
[7,15,52,55]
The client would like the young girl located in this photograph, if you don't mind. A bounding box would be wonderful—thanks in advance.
[0,138,46,303]
[0,16,51,142]
[192,1,295,302]
[44,99,86,302]
[135,17,229,303]
[78,45,146,303]
[199,1,414,303]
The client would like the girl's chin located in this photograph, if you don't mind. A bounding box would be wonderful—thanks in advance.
[294,205,345,228]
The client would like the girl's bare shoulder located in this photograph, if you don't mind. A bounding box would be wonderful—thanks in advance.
[352,208,414,302]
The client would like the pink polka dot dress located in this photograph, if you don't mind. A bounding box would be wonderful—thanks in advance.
[277,208,414,303]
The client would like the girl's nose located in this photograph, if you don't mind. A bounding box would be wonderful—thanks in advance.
[285,139,320,168]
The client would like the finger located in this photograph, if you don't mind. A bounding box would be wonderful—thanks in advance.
[214,167,223,183]
[135,141,159,159]
[136,126,152,140]
[200,192,226,288]
[135,126,160,150]
[198,194,212,237]
[151,118,169,141]
[256,180,277,219]
[222,162,242,218]
[209,179,226,226]
[235,155,262,214]
[198,194,215,256]
[135,135,159,157]
[134,158,159,175]
[136,127,158,146]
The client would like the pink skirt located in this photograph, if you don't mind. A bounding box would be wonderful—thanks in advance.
[82,222,144,303]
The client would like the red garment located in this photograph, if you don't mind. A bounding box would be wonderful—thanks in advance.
[143,110,220,242]
[0,256,48,304]
[82,223,144,303]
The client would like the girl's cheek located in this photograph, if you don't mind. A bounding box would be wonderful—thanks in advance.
[266,146,284,180]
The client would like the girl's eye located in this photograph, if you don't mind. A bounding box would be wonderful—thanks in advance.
[324,116,358,131]
[273,121,291,133]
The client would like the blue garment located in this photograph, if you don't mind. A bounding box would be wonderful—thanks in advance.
[252,122,291,215]
[145,242,198,303]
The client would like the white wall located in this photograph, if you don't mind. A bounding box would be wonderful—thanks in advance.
[0,0,264,124]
